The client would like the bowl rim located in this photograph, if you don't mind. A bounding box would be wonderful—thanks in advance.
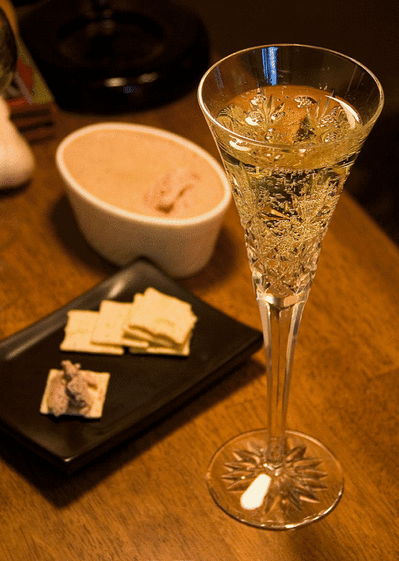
[56,122,232,227]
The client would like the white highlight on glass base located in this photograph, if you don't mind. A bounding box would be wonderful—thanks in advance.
[240,473,272,510]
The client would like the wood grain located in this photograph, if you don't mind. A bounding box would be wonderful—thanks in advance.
[0,85,398,561]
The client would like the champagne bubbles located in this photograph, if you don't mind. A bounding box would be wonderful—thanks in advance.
[245,111,264,126]
[218,85,361,149]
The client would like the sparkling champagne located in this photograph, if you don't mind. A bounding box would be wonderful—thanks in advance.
[213,84,365,300]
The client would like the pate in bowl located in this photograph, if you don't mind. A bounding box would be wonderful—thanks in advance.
[56,123,231,277]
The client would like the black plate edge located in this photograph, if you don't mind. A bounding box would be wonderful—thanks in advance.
[0,339,262,475]
[0,258,264,474]
[69,340,261,474]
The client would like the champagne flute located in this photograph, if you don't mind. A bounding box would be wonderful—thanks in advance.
[198,44,384,529]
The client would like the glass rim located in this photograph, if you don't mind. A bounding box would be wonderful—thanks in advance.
[198,43,385,151]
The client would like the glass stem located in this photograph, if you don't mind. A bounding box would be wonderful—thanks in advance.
[257,290,309,467]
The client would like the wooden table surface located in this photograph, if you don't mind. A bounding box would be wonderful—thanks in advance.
[0,84,399,560]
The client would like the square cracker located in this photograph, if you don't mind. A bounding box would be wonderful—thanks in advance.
[128,339,190,356]
[60,310,124,355]
[123,325,174,348]
[91,300,136,347]
[40,368,110,419]
[127,287,197,346]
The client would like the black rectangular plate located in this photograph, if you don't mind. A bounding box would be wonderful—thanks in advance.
[0,259,263,474]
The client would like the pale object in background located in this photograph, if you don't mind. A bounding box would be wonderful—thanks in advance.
[0,96,34,188]
[0,0,35,188]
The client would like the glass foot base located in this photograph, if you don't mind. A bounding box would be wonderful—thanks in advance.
[206,429,343,529]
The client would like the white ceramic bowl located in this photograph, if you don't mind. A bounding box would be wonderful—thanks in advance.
[56,123,231,278]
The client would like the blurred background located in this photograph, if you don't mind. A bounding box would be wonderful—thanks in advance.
[11,0,399,244]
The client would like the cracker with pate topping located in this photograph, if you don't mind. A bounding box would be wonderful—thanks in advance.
[40,360,110,419]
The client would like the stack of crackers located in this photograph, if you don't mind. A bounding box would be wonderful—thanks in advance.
[60,287,197,357]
